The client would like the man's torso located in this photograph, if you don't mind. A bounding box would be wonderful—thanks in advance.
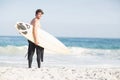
[30,18,41,28]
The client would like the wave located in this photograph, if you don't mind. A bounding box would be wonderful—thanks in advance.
[69,47,120,57]
[0,45,120,57]
[0,45,120,67]
[0,45,28,55]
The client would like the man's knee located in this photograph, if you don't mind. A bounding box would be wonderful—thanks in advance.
[28,55,32,61]
[28,52,34,60]
[37,56,40,61]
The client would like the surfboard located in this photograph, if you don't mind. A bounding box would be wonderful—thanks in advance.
[15,22,70,54]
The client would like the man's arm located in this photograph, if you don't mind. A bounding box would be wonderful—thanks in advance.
[32,19,39,45]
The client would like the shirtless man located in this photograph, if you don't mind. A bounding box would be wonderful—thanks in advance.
[27,9,44,68]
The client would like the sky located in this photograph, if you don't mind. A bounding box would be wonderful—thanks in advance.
[0,0,120,38]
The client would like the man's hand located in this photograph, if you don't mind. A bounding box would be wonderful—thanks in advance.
[35,40,39,45]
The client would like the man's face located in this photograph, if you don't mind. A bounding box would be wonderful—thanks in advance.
[36,12,42,19]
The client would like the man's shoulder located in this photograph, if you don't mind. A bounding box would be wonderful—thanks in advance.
[31,18,38,24]
[32,18,37,22]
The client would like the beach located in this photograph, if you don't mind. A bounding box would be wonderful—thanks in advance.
[0,66,120,80]
[0,36,120,80]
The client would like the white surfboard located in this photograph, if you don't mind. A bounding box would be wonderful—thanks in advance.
[15,22,70,54]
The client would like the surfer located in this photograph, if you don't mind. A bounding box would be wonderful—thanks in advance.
[27,9,44,68]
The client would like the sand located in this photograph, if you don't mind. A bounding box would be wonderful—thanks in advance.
[0,66,120,80]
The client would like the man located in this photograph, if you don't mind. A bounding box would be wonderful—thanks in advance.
[27,9,44,68]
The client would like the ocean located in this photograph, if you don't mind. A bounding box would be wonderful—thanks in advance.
[0,36,120,67]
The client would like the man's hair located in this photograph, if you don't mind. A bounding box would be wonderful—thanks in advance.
[35,9,44,15]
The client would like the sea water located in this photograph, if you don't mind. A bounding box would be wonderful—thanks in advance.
[0,36,120,67]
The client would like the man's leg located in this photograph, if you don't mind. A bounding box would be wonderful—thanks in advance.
[41,47,44,62]
[36,46,43,68]
[27,40,35,68]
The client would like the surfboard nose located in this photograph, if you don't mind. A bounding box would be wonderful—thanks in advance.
[17,23,26,30]
[16,22,28,35]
